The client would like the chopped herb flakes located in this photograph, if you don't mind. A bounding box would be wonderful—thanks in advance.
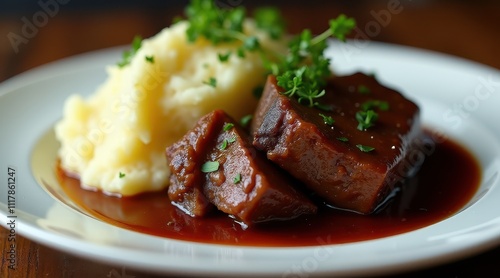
[219,136,236,150]
[219,140,229,150]
[273,14,355,109]
[356,109,378,131]
[117,35,142,68]
[361,100,389,111]
[201,161,219,173]
[184,0,269,60]
[337,137,348,142]
[233,173,242,184]
[145,55,155,63]
[240,114,253,127]
[180,1,356,110]
[203,77,217,88]
[254,7,285,39]
[357,85,370,94]
[319,113,335,125]
[356,144,375,152]
[355,100,389,131]
[223,123,234,131]
[119,172,126,178]
[218,52,231,62]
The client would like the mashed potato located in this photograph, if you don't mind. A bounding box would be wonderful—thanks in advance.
[55,20,284,196]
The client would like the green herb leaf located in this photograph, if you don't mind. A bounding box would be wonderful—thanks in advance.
[244,36,260,51]
[319,113,335,125]
[329,14,356,42]
[203,77,217,88]
[119,172,126,178]
[201,161,219,173]
[218,52,231,62]
[185,0,245,44]
[117,35,143,68]
[337,137,349,142]
[240,114,253,127]
[357,85,370,94]
[271,14,356,109]
[219,139,229,150]
[181,1,355,111]
[233,173,242,184]
[360,100,389,111]
[236,47,246,58]
[223,123,234,131]
[145,55,155,63]
[219,136,237,150]
[356,144,375,152]
[315,103,334,112]
[356,109,379,130]
[254,7,285,39]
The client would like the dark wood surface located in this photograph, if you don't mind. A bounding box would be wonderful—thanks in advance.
[1,1,500,277]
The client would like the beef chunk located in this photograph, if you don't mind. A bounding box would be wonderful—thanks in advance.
[166,110,317,225]
[252,73,421,214]
[166,111,224,217]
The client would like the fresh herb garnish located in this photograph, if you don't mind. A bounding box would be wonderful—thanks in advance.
[355,100,389,130]
[356,109,378,131]
[360,100,389,111]
[219,139,229,150]
[117,35,142,68]
[272,14,356,109]
[327,14,357,42]
[203,77,217,88]
[240,114,253,127]
[357,85,370,94]
[219,136,237,150]
[233,173,242,184]
[201,161,219,173]
[337,137,349,142]
[182,1,355,110]
[254,7,286,39]
[184,0,271,59]
[218,52,231,62]
[223,123,234,131]
[119,172,126,178]
[356,144,375,152]
[145,55,155,63]
[319,113,335,126]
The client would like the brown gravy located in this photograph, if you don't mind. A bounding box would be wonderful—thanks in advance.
[57,132,481,247]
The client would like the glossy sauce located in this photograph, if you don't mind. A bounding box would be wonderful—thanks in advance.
[58,132,481,247]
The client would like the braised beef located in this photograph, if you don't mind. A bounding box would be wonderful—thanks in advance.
[166,110,317,225]
[166,111,223,217]
[251,73,421,214]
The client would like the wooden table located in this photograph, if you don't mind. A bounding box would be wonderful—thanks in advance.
[1,1,500,277]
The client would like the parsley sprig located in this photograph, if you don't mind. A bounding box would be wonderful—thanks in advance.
[184,0,272,58]
[182,1,355,110]
[272,14,356,109]
[117,35,142,68]
[356,100,390,130]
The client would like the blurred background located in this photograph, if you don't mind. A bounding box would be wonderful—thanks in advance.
[1,0,499,83]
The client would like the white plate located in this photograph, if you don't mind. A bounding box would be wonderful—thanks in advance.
[2,41,500,277]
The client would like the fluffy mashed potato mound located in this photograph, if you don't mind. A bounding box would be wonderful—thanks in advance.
[55,20,284,196]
